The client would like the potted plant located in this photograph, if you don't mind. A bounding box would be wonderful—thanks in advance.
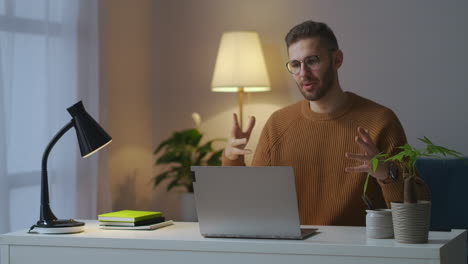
[153,113,224,192]
[153,113,225,221]
[153,129,224,192]
[367,136,464,243]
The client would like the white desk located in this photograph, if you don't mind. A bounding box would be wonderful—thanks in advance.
[0,221,466,264]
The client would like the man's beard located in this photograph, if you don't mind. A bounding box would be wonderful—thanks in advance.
[298,64,334,101]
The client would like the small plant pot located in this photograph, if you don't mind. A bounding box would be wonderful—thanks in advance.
[391,201,431,244]
[366,209,394,239]
[180,192,198,222]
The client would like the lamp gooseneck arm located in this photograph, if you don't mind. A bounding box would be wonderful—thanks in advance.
[39,120,74,224]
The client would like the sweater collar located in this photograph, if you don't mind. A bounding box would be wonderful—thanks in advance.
[301,91,356,121]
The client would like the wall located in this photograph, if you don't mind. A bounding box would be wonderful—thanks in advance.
[101,0,155,212]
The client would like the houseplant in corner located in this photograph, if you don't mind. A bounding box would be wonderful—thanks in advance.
[153,113,224,220]
[369,136,464,243]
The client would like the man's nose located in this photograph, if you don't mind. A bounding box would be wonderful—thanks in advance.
[299,63,311,76]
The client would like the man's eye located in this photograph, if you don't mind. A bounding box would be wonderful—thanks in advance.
[290,61,301,68]
[305,56,319,66]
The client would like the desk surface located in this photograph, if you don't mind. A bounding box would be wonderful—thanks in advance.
[1,221,466,260]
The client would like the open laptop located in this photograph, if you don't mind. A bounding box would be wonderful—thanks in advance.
[191,166,317,240]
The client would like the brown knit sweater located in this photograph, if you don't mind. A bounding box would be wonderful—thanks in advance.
[223,92,430,226]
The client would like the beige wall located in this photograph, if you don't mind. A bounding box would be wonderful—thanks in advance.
[101,0,155,212]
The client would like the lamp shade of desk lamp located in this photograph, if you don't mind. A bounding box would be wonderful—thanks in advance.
[211,31,271,129]
[29,101,112,234]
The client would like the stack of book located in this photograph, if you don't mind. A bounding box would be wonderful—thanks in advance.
[98,210,173,230]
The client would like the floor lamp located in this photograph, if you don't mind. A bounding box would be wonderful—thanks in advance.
[211,31,271,129]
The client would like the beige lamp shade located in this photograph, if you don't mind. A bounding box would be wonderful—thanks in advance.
[211,31,271,92]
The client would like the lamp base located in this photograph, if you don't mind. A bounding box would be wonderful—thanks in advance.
[30,219,85,234]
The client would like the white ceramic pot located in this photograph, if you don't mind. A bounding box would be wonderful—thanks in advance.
[391,201,431,244]
[180,192,198,222]
[366,209,394,239]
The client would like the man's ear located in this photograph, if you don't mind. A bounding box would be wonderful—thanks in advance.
[333,49,344,70]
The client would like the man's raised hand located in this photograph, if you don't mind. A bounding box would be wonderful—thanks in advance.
[224,113,256,161]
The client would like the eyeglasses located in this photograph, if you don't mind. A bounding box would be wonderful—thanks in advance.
[285,55,321,75]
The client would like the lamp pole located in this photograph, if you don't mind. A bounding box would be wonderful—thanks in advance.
[238,87,244,130]
[39,121,73,225]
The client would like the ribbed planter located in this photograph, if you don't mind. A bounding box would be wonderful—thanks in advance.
[391,201,431,244]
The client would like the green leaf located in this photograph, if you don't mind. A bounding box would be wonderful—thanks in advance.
[207,150,223,166]
[418,136,433,145]
[399,144,413,152]
[154,137,174,154]
[153,127,225,191]
[446,150,464,159]
[370,152,387,172]
[194,141,213,164]
[384,152,405,162]
[381,136,465,175]
[154,171,171,186]
[156,152,183,165]
[197,141,214,153]
[419,136,464,160]
[371,158,379,173]
[176,129,203,147]
[166,179,181,192]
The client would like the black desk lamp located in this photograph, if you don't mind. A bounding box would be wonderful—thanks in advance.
[29,101,112,234]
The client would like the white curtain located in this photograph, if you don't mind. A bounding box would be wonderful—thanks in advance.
[0,0,108,233]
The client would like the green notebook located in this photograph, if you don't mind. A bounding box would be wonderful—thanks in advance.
[98,210,162,222]
[99,220,174,230]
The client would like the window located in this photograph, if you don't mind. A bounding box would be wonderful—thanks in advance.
[0,0,96,232]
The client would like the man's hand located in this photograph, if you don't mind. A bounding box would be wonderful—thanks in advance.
[224,113,256,161]
[345,127,389,181]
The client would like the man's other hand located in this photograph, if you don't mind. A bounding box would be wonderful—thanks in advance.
[344,127,389,181]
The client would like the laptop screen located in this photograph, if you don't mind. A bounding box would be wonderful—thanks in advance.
[192,166,305,239]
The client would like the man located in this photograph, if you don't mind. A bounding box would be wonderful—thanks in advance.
[222,20,429,226]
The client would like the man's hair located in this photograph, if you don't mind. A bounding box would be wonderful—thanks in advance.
[285,20,339,50]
